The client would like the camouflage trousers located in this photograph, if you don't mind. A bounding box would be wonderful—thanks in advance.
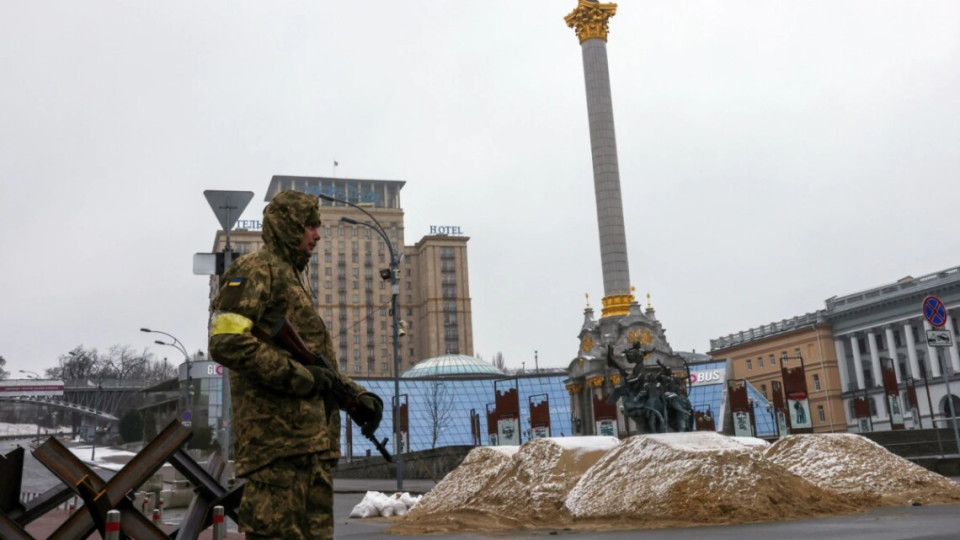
[239,454,335,540]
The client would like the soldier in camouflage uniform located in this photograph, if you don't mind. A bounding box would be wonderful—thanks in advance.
[209,190,383,539]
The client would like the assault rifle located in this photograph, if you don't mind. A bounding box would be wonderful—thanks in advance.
[252,317,393,462]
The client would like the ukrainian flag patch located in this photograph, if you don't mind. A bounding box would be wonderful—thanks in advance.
[228,278,244,287]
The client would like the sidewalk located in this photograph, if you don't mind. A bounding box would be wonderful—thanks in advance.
[18,477,438,539]
[334,477,438,494]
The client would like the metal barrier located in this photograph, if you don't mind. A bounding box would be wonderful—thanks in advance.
[0,420,243,539]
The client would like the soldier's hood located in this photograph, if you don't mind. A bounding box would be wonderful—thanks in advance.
[262,190,321,271]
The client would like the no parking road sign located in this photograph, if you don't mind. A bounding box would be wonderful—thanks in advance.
[922,295,949,328]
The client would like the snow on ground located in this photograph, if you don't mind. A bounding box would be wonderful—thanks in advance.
[1,422,136,472]
[0,422,55,436]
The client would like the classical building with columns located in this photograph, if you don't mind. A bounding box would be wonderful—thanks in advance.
[825,266,960,431]
[711,265,960,433]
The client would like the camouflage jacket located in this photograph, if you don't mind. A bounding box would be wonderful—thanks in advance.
[208,190,366,476]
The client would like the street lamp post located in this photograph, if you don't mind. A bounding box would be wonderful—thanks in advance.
[318,193,404,491]
[92,377,102,461]
[141,328,193,425]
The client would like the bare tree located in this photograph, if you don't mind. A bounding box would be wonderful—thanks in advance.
[47,345,171,382]
[420,381,456,449]
[492,351,506,372]
[0,355,8,380]
[47,347,100,380]
[100,345,153,380]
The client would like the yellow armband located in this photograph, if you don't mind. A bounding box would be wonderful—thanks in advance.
[210,312,254,336]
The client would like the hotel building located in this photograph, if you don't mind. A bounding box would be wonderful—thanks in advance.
[211,175,473,379]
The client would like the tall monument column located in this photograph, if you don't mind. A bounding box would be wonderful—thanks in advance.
[565,0,632,318]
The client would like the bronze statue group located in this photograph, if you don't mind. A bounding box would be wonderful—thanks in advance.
[606,344,694,434]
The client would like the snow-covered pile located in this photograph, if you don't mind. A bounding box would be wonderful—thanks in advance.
[391,432,959,535]
[566,432,850,524]
[406,445,519,516]
[398,437,617,532]
[471,436,619,520]
[349,491,422,518]
[765,434,960,506]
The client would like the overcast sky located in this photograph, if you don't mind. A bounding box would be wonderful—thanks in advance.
[2,1,959,378]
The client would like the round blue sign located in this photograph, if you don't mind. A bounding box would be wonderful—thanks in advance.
[922,295,948,328]
[182,410,192,421]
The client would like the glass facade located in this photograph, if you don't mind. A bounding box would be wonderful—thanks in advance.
[341,374,573,457]
[181,361,226,433]
[340,361,779,457]
[685,361,777,437]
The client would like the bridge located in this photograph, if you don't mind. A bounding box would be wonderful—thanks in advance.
[0,378,156,424]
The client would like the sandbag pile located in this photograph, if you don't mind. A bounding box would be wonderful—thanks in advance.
[349,490,422,518]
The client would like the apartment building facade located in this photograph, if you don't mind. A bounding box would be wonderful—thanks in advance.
[709,312,846,433]
[211,175,473,379]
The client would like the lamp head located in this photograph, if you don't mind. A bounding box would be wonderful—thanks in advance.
[140,328,151,333]
[340,216,360,225]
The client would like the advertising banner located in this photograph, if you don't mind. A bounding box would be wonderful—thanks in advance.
[393,401,409,453]
[0,380,65,398]
[529,393,551,439]
[497,417,520,445]
[486,404,498,445]
[694,409,716,431]
[727,379,754,436]
[531,426,551,439]
[906,381,921,428]
[595,419,617,437]
[887,395,905,428]
[787,393,813,430]
[494,379,520,444]
[781,364,813,434]
[880,358,905,430]
[771,380,789,435]
[732,412,752,437]
[689,368,724,386]
[853,394,872,432]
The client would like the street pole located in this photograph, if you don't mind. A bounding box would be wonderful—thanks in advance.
[936,348,960,455]
[92,378,101,461]
[141,328,193,428]
[921,370,944,457]
[318,193,404,491]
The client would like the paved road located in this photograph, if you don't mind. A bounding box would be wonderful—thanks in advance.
[8,437,960,539]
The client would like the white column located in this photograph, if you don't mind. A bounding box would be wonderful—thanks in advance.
[834,338,850,392]
[850,335,865,390]
[923,320,943,377]
[884,327,902,383]
[946,317,960,374]
[904,321,921,379]
[867,331,882,387]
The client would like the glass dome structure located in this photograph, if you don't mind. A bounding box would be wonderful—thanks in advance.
[401,354,506,378]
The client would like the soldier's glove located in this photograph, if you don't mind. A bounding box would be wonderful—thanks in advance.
[305,365,335,396]
[354,392,384,436]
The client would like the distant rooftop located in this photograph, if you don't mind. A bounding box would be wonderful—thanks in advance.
[825,265,960,314]
[709,311,827,351]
